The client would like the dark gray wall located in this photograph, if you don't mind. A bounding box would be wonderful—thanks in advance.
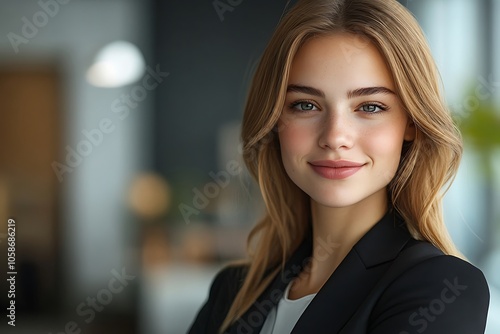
[153,0,293,207]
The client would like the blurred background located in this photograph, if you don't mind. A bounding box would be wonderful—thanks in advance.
[0,0,498,333]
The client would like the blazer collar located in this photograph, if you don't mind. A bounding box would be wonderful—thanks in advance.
[230,209,412,334]
[353,208,411,268]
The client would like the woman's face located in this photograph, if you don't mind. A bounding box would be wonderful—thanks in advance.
[278,33,415,210]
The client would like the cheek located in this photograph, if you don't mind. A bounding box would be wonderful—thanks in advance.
[278,122,314,160]
[364,122,406,171]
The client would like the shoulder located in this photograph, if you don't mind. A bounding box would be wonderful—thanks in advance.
[204,263,249,316]
[394,242,489,297]
[188,264,248,333]
[370,243,490,333]
[390,253,490,302]
[209,263,248,299]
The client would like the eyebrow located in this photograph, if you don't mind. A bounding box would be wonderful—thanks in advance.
[287,84,325,97]
[286,84,396,99]
[347,86,396,99]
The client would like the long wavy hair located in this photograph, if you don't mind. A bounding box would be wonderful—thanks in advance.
[221,0,463,331]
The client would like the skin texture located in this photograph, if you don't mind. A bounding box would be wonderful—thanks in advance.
[277,33,416,298]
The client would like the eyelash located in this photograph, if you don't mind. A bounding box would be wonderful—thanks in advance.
[288,100,318,112]
[358,102,390,113]
[288,100,390,114]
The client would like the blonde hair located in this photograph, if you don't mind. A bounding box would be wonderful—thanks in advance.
[222,0,463,331]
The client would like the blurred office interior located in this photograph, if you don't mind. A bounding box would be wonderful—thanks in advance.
[0,0,499,333]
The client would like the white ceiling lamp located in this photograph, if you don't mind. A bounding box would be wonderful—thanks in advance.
[86,41,145,88]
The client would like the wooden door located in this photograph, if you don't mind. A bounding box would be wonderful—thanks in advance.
[0,65,61,314]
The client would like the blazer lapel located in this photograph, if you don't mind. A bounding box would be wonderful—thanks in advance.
[228,232,313,334]
[292,209,411,333]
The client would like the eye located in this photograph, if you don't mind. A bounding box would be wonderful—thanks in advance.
[357,103,388,113]
[290,101,319,112]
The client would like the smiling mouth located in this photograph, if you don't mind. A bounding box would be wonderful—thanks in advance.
[309,160,365,179]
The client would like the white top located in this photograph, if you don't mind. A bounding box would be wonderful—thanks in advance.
[260,281,316,334]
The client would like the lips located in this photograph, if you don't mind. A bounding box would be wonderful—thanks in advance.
[309,160,365,179]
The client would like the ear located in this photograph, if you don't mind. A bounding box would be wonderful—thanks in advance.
[404,119,416,141]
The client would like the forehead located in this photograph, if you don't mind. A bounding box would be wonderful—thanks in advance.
[288,33,395,91]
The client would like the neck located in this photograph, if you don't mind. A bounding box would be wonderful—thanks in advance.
[289,189,388,299]
[310,190,388,254]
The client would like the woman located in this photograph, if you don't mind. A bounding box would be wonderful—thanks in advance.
[189,0,490,333]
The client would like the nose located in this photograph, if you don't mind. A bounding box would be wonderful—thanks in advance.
[318,110,354,150]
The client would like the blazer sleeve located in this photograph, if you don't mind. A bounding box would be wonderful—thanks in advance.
[368,255,490,334]
[188,265,246,334]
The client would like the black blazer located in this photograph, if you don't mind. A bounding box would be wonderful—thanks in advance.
[189,211,490,333]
